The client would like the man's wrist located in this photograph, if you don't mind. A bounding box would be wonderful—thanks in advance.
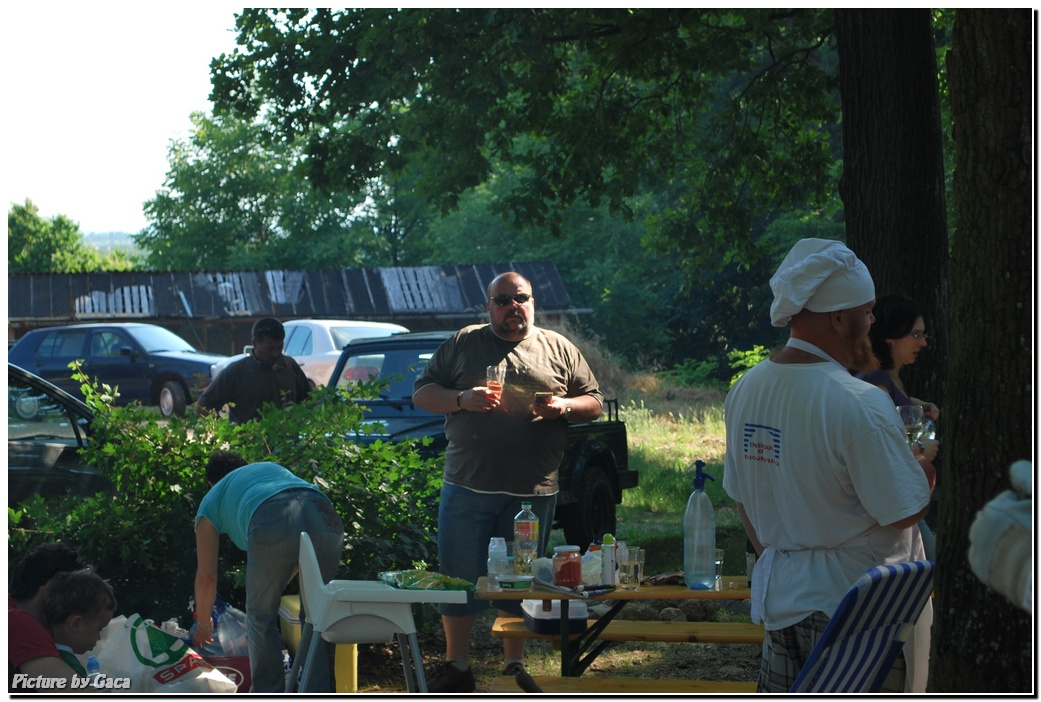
[914,439,925,456]
[456,390,465,409]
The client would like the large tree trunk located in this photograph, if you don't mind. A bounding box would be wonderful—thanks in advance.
[930,9,1033,692]
[834,9,950,409]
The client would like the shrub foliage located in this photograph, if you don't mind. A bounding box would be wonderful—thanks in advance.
[8,364,443,624]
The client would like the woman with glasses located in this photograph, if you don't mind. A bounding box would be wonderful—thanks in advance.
[857,292,940,559]
[858,293,940,423]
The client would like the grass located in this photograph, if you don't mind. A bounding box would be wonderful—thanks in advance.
[548,384,748,581]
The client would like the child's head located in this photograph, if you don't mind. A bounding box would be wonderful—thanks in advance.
[10,542,87,602]
[43,569,117,654]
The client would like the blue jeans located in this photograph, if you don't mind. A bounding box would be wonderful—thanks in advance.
[245,488,344,692]
[437,483,556,617]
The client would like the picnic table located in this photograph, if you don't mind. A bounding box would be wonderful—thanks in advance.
[475,575,761,679]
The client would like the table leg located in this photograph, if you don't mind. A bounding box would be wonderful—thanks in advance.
[558,598,629,677]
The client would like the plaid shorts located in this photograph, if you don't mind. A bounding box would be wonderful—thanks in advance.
[758,611,906,693]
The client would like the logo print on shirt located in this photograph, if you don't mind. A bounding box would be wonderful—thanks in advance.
[743,424,781,466]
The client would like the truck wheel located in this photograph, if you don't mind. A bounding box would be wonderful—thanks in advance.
[561,468,617,548]
[158,381,187,417]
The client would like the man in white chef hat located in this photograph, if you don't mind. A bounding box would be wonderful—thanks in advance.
[722,238,936,693]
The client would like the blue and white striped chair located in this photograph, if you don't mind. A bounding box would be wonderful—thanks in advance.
[790,560,935,693]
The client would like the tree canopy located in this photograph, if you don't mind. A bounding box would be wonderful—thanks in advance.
[211,8,841,271]
[8,199,139,274]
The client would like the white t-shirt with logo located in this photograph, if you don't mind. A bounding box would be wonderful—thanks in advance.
[723,358,929,630]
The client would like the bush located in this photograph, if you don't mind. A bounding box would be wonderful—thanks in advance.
[8,364,443,625]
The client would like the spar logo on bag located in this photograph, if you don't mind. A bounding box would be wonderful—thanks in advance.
[123,615,217,684]
[127,614,193,667]
[153,652,215,685]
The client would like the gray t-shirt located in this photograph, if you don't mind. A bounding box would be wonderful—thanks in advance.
[413,324,603,495]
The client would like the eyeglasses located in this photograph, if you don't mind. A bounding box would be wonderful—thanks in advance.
[489,294,532,306]
[910,332,928,341]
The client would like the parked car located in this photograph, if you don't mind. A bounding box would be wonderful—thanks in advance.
[8,323,227,417]
[8,363,113,507]
[327,331,636,547]
[210,319,409,388]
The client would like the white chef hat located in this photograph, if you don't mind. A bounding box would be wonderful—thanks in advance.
[769,238,875,326]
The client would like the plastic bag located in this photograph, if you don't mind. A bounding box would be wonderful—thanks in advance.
[378,569,475,591]
[89,614,238,693]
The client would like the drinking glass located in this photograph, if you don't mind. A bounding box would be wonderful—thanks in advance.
[618,547,644,590]
[897,405,924,446]
[715,548,724,580]
[486,365,505,399]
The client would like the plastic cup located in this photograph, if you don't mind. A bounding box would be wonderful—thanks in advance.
[486,365,505,399]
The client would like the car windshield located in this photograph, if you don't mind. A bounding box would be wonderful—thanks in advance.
[127,326,198,353]
[335,348,433,399]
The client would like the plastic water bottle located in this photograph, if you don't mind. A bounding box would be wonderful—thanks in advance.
[513,501,539,575]
[683,460,716,590]
[87,656,107,692]
[487,536,509,586]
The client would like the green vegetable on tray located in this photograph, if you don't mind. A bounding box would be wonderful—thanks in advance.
[379,569,475,591]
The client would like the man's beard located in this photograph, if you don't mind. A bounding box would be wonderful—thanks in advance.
[492,312,529,339]
[847,334,879,373]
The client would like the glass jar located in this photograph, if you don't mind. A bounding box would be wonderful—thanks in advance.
[552,545,582,588]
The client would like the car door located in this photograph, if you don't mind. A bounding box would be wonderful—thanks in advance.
[82,328,151,405]
[8,366,110,506]
[21,328,90,394]
[283,324,317,385]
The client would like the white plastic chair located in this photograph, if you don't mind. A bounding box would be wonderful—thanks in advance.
[286,532,468,693]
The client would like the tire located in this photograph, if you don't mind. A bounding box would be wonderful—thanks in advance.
[158,380,187,417]
[13,393,41,420]
[561,467,617,548]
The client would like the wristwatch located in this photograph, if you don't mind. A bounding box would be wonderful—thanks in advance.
[456,390,465,409]
[564,401,572,420]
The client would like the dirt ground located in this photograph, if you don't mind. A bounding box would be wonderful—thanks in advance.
[353,603,761,694]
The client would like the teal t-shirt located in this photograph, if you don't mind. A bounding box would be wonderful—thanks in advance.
[196,462,318,550]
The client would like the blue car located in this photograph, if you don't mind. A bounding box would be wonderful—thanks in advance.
[8,323,227,417]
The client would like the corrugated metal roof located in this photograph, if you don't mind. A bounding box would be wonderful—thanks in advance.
[8,262,574,323]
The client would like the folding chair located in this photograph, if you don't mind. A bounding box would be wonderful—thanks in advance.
[286,532,467,693]
[790,560,935,693]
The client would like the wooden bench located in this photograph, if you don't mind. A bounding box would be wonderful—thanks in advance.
[488,675,758,694]
[492,616,765,645]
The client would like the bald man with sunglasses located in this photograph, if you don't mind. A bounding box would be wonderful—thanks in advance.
[413,271,603,692]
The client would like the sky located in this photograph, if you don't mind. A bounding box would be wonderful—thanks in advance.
[3,4,245,235]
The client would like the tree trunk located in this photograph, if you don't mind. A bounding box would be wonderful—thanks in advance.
[930,9,1033,692]
[834,9,950,409]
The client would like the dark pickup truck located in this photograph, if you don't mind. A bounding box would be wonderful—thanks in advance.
[327,331,636,547]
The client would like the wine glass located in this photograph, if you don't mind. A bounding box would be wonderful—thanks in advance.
[897,405,924,446]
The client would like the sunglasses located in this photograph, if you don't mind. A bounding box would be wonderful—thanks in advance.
[489,293,533,306]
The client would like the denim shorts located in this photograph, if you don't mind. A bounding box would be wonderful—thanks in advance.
[437,483,556,617]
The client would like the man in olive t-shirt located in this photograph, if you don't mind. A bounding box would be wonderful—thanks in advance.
[412,271,603,692]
